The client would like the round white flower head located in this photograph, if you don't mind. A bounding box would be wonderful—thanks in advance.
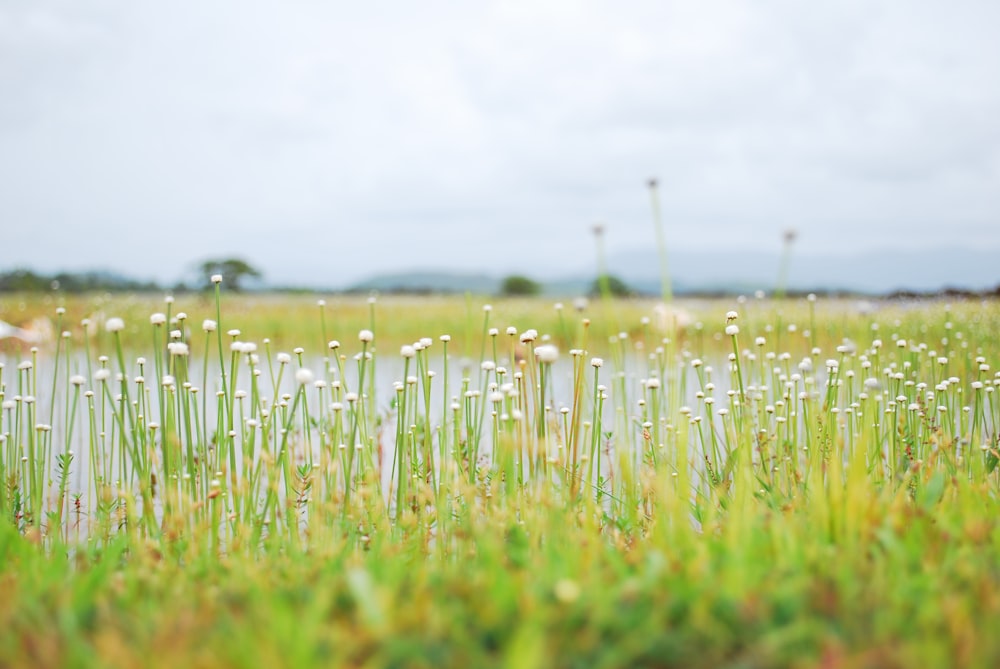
[439,334,451,343]
[277,352,292,364]
[328,340,340,350]
[105,317,125,333]
[70,375,86,386]
[726,311,739,323]
[520,329,538,343]
[161,375,175,387]
[358,330,374,343]
[211,274,223,284]
[150,313,167,325]
[317,299,326,307]
[176,312,187,321]
[506,326,518,336]
[295,368,315,386]
[535,344,559,364]
[420,337,432,348]
[400,345,416,358]
[202,319,217,332]
[590,357,604,368]
[646,378,661,389]
[725,325,740,336]
[167,342,190,356]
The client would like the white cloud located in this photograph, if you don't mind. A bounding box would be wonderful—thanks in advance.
[1,1,998,286]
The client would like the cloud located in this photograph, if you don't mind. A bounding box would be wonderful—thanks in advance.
[1,1,998,286]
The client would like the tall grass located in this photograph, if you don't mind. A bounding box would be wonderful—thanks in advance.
[2,290,1000,667]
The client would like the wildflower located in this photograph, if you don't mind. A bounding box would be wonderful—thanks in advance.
[211,274,223,284]
[400,345,416,358]
[295,369,315,386]
[535,344,559,364]
[167,342,189,356]
[105,317,125,332]
[150,313,166,325]
[358,330,374,343]
[725,325,739,336]
[590,357,604,368]
[202,319,217,332]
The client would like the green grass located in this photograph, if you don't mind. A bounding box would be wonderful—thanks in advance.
[2,290,1000,668]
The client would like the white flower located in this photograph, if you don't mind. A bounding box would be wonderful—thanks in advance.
[167,342,189,356]
[328,340,340,350]
[161,375,175,387]
[295,368,315,385]
[725,325,739,336]
[726,311,739,322]
[70,375,86,386]
[590,357,604,368]
[211,274,223,284]
[358,330,374,343]
[150,313,166,325]
[105,317,125,332]
[277,352,291,364]
[519,329,538,343]
[400,345,416,358]
[202,319,217,332]
[645,378,661,389]
[94,369,110,381]
[535,344,559,364]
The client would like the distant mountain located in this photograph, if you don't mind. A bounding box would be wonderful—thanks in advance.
[604,245,1000,294]
[345,246,1000,297]
[347,271,500,294]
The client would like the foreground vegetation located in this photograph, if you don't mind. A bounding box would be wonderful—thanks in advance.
[2,288,1000,668]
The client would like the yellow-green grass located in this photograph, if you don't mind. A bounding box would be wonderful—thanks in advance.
[2,291,1000,668]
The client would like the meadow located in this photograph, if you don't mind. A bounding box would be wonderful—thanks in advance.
[2,286,1000,668]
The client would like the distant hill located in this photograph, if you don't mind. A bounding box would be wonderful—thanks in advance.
[604,245,1000,295]
[347,271,500,294]
[345,245,1000,297]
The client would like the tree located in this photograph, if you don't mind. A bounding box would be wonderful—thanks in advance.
[589,274,633,298]
[198,258,262,292]
[500,274,542,296]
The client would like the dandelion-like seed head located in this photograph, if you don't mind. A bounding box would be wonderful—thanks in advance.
[535,344,559,364]
[202,319,217,332]
[358,329,374,343]
[105,317,125,333]
[211,274,223,284]
[400,345,416,358]
[590,357,604,368]
[726,311,739,323]
[150,313,166,325]
[295,368,315,386]
[167,342,189,356]
[725,325,739,336]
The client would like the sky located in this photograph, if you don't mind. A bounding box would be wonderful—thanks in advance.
[1,1,999,288]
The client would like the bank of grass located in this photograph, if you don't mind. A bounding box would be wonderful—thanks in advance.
[2,290,1000,668]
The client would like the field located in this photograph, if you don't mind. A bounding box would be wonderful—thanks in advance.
[2,289,1000,668]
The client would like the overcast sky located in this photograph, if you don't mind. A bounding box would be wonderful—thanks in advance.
[1,1,999,287]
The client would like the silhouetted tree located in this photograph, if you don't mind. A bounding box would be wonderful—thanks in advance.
[589,274,633,298]
[500,275,542,296]
[198,258,262,292]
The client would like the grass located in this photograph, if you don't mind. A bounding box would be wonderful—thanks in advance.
[2,289,1000,668]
